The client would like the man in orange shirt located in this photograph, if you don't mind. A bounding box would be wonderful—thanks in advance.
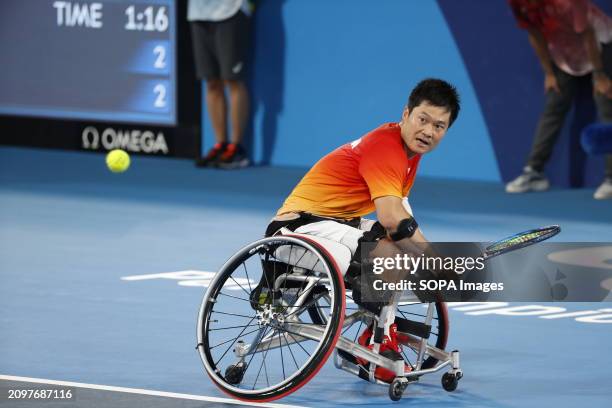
[254,78,460,381]
[265,78,460,256]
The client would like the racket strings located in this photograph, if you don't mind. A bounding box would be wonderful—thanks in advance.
[484,225,560,257]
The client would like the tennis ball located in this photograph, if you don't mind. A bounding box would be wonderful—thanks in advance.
[106,149,130,173]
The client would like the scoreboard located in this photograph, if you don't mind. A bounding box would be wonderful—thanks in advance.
[0,0,200,157]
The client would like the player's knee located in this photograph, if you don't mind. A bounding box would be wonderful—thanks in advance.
[206,79,224,93]
[224,79,246,92]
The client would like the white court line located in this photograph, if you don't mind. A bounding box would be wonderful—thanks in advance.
[0,375,307,408]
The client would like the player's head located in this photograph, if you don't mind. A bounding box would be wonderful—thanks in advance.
[400,78,461,156]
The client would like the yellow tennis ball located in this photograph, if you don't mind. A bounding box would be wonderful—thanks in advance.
[106,149,130,173]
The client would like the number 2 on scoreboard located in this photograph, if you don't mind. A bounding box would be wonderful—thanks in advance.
[153,45,166,69]
[154,84,167,108]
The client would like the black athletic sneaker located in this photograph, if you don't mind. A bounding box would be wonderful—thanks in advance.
[196,142,227,167]
[217,143,250,169]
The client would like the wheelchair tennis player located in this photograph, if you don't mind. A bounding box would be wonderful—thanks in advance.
[197,78,561,400]
[254,78,461,383]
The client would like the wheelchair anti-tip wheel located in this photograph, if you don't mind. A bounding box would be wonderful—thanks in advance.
[441,371,461,392]
[197,235,345,402]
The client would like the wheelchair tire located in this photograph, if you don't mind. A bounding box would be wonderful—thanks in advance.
[418,302,448,369]
[197,235,345,402]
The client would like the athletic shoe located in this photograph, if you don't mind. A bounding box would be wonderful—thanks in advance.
[594,178,612,200]
[217,143,250,169]
[505,166,550,193]
[354,323,411,383]
[196,142,227,167]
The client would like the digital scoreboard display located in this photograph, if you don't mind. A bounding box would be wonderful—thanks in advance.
[1,0,177,125]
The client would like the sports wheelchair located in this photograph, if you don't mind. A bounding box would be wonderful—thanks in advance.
[196,231,462,402]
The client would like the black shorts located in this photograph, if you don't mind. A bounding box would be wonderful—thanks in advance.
[190,11,250,81]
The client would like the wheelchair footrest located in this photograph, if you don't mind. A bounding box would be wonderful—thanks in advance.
[395,317,431,340]
[336,349,399,384]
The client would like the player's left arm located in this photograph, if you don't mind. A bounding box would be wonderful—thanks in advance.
[374,195,428,248]
[375,195,459,281]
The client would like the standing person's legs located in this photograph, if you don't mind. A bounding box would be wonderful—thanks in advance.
[594,95,612,178]
[593,42,612,199]
[506,68,578,193]
[191,21,228,166]
[206,79,228,144]
[527,68,579,171]
[215,11,251,168]
[226,80,249,146]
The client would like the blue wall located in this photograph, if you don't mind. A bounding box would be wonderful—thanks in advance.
[200,0,612,187]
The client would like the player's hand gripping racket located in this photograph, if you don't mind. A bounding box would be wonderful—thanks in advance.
[482,225,561,260]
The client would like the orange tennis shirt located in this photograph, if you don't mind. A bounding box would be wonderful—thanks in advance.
[277,123,421,219]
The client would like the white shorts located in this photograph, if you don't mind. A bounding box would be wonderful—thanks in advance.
[283,198,414,258]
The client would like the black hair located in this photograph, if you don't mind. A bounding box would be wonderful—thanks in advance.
[407,78,461,127]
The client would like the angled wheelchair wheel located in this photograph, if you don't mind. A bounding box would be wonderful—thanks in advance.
[197,235,345,402]
[395,301,448,370]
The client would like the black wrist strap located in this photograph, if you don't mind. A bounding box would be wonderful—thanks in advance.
[389,217,418,241]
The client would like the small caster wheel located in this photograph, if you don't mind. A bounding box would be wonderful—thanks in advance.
[441,372,459,392]
[224,363,246,385]
[389,378,407,401]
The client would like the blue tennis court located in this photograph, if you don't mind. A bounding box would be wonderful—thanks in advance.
[1,147,611,407]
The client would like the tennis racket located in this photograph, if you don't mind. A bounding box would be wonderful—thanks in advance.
[483,225,561,260]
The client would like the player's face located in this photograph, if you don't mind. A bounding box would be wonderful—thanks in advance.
[400,102,451,156]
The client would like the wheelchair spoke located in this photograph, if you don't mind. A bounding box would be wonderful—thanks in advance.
[274,325,300,372]
[260,250,277,305]
[229,274,251,298]
[341,323,353,336]
[263,356,270,387]
[353,320,363,342]
[253,329,276,390]
[284,290,328,319]
[286,243,295,268]
[241,262,253,293]
[279,328,312,357]
[283,332,300,370]
[242,326,271,380]
[397,308,439,321]
[278,243,307,305]
[209,325,262,351]
[278,331,286,380]
[285,245,313,298]
[401,349,415,370]
[288,243,308,270]
[209,323,260,332]
[218,292,251,303]
[212,310,256,319]
[214,316,260,366]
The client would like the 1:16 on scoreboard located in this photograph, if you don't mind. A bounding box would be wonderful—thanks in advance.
[53,2,169,32]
